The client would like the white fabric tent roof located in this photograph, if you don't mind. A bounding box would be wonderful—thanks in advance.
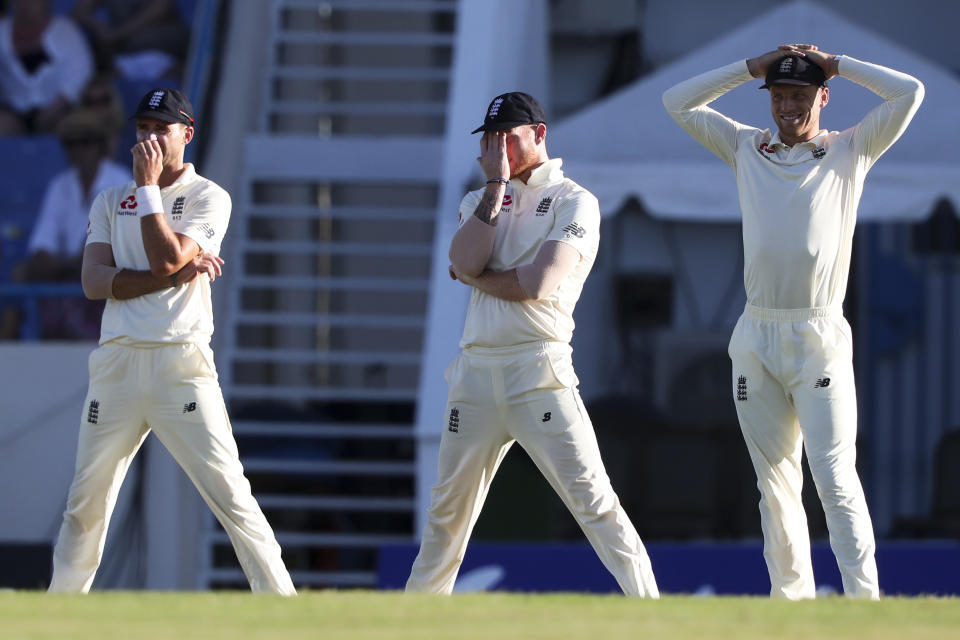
[550,0,960,221]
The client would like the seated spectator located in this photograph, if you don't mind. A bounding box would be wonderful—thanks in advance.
[71,0,190,80]
[0,0,94,135]
[77,71,127,157]
[0,106,130,340]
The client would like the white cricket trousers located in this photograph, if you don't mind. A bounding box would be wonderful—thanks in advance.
[49,343,296,595]
[729,304,879,600]
[406,341,659,597]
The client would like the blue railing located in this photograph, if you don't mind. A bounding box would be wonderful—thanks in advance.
[0,283,86,341]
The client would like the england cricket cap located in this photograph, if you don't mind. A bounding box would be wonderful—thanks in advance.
[760,54,827,89]
[471,92,547,134]
[130,88,195,126]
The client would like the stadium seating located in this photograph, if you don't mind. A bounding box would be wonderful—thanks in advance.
[0,136,68,282]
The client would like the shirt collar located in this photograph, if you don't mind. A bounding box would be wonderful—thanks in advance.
[769,130,827,148]
[513,157,563,191]
[166,163,197,188]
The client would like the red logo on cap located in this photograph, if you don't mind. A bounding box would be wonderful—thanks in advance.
[119,195,138,210]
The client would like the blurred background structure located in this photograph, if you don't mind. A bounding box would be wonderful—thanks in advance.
[0,0,958,594]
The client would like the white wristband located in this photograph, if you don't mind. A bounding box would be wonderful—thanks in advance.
[136,185,164,216]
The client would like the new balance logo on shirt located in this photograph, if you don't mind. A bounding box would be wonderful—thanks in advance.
[814,377,831,388]
[562,222,586,238]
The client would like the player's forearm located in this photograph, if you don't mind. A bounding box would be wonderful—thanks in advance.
[111,268,175,300]
[140,214,195,277]
[839,56,924,104]
[81,263,120,300]
[841,56,924,159]
[449,183,504,277]
[460,268,529,302]
[662,60,753,115]
[515,241,582,300]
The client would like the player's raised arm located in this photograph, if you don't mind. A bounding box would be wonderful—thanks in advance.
[661,59,757,166]
[448,130,511,278]
[132,136,202,277]
[130,109,204,277]
[836,55,924,164]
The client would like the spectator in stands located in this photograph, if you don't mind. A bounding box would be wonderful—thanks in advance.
[77,72,127,157]
[0,0,94,135]
[71,0,190,80]
[0,106,130,340]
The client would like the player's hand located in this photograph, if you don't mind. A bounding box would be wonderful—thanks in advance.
[477,130,510,183]
[448,264,475,286]
[195,253,225,282]
[171,253,225,286]
[787,44,840,80]
[131,137,163,187]
[748,44,838,80]
[747,49,790,78]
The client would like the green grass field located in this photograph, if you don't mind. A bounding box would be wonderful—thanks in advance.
[2,591,958,640]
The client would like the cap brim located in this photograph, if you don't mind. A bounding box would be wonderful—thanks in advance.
[760,79,823,89]
[130,110,191,124]
[471,120,539,134]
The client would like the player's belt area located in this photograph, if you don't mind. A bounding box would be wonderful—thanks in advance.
[745,304,843,322]
[463,340,562,359]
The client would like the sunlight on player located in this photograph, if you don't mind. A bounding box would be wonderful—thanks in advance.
[664,44,923,600]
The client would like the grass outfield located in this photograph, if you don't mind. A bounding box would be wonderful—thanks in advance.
[2,591,958,639]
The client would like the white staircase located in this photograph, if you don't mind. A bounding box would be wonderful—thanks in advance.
[202,0,457,590]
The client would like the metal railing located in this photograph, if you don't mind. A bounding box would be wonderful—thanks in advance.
[0,282,86,341]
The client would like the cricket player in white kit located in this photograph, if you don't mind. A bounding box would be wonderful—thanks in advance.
[664,45,923,599]
[49,89,296,595]
[406,92,659,597]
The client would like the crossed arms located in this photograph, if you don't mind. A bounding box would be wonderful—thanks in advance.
[448,131,582,302]
[447,181,582,302]
[81,241,223,301]
[81,134,225,301]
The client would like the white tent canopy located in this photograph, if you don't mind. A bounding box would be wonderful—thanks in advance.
[550,0,960,222]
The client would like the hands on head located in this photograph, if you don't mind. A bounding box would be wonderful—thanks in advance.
[748,43,839,80]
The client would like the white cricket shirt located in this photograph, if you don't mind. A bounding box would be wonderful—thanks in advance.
[85,164,231,346]
[458,158,600,348]
[663,56,923,309]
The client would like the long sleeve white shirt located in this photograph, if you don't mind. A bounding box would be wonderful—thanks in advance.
[28,160,132,257]
[663,56,924,310]
[0,16,93,113]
